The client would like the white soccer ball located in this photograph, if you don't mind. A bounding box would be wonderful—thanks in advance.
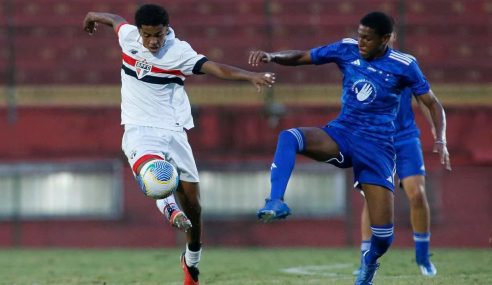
[140,160,179,199]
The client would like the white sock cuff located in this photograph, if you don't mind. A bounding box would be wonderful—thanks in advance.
[156,195,177,214]
[361,240,371,251]
[185,245,202,268]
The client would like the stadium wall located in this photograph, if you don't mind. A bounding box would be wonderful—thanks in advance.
[0,105,491,248]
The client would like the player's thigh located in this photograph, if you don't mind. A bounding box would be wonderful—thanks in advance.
[298,127,340,161]
[175,181,201,214]
[352,138,396,192]
[168,130,200,183]
[361,183,394,226]
[121,124,171,173]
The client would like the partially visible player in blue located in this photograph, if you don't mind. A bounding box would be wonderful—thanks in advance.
[355,87,451,278]
[249,12,450,285]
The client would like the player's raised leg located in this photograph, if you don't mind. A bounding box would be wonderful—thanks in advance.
[401,175,436,276]
[132,155,192,232]
[257,127,341,222]
[156,197,192,232]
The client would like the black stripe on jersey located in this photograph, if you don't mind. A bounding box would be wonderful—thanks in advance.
[192,57,209,74]
[121,65,184,85]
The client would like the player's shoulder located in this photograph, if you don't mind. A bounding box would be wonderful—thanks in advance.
[166,28,194,51]
[327,38,359,57]
[341,38,358,45]
[118,24,139,41]
[387,49,418,67]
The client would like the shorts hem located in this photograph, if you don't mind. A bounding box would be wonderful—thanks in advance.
[355,180,395,192]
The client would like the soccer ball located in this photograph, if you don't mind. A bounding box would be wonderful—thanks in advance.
[139,160,179,199]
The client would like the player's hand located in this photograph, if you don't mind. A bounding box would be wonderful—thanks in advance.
[250,72,276,92]
[249,51,273,67]
[434,141,451,171]
[83,12,98,35]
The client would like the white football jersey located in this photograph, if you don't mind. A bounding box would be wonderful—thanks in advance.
[117,24,207,130]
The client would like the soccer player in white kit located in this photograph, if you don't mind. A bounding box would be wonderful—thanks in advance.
[83,4,275,285]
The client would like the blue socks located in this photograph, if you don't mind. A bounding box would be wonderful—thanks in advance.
[414,232,431,264]
[365,224,394,265]
[270,129,305,200]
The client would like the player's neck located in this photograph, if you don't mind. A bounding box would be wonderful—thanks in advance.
[368,46,389,61]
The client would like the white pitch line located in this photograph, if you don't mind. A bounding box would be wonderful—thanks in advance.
[280,263,416,280]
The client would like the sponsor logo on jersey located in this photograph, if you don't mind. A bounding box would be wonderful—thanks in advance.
[135,60,152,79]
[351,79,377,104]
[130,49,138,54]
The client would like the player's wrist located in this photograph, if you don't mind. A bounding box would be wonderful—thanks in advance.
[266,53,277,63]
[434,139,447,145]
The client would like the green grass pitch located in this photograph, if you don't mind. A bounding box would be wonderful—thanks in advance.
[1,248,490,285]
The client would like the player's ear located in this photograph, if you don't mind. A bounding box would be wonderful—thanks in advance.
[381,33,392,46]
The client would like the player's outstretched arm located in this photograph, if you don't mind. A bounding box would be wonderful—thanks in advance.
[417,91,452,171]
[199,61,275,92]
[248,50,312,66]
[83,12,127,35]
[415,95,437,139]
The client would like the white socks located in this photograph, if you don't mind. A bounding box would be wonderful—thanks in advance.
[156,195,178,214]
[185,244,202,268]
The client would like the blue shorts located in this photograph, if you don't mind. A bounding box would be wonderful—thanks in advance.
[395,137,426,180]
[322,126,396,192]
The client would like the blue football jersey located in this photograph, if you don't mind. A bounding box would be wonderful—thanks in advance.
[310,38,430,141]
[394,88,421,141]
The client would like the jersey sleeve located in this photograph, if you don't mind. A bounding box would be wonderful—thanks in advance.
[117,24,135,48]
[177,41,208,75]
[404,60,430,96]
[310,39,356,65]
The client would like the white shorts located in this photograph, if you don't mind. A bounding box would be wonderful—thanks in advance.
[121,124,199,182]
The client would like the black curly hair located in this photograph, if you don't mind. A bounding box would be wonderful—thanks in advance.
[135,3,169,28]
[360,11,393,36]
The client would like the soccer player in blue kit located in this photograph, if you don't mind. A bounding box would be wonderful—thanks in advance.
[355,86,451,277]
[249,11,450,285]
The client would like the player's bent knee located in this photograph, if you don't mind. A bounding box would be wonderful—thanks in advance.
[408,192,427,207]
[136,160,179,199]
[279,128,305,152]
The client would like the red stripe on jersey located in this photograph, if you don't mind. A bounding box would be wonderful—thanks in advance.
[121,53,186,77]
[122,52,137,66]
[116,22,128,35]
[132,154,165,174]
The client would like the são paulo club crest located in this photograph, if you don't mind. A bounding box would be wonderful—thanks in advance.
[135,60,152,79]
[351,79,377,104]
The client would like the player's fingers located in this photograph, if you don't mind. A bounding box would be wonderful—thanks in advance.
[445,160,452,171]
[249,51,260,66]
[248,51,255,65]
[444,152,452,171]
[252,51,267,66]
[255,83,262,93]
[263,73,276,85]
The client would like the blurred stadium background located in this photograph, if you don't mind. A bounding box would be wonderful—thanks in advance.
[0,0,490,249]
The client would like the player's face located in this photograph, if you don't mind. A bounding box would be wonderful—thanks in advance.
[139,25,167,54]
[357,25,390,60]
